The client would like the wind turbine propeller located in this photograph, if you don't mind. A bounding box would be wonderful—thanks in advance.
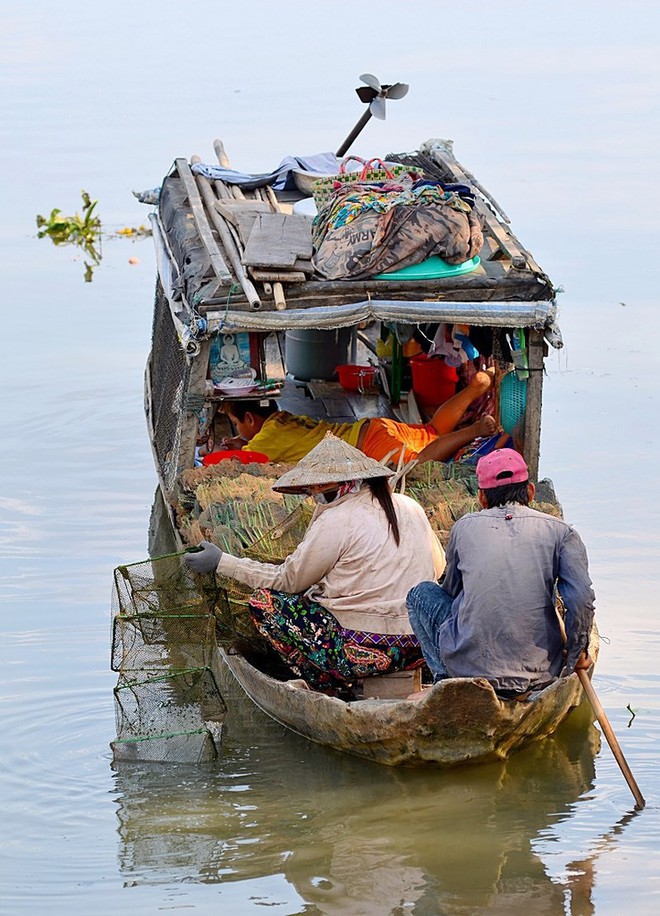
[336,74,410,156]
[356,73,409,120]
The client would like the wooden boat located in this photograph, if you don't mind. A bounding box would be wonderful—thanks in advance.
[145,135,559,497]
[116,116,597,767]
[216,645,596,768]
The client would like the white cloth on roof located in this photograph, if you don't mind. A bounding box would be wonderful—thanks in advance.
[191,152,339,190]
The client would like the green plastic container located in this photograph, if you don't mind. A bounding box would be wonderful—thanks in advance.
[500,370,527,434]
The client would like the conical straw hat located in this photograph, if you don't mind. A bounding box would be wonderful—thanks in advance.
[272,432,393,493]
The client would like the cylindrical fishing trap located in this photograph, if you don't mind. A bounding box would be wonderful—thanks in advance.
[110,553,227,763]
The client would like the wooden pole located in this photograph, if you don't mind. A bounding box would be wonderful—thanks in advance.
[211,140,286,310]
[174,158,232,292]
[189,160,262,310]
[522,328,545,482]
[213,138,231,168]
[577,668,645,809]
[263,186,288,312]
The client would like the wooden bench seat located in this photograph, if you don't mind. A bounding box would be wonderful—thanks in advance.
[359,668,422,700]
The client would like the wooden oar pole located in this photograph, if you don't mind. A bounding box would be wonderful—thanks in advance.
[577,669,645,809]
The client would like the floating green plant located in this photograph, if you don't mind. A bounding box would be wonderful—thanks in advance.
[36,190,102,250]
[36,190,102,281]
[36,192,152,282]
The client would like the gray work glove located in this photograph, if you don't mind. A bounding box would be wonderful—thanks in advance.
[184,540,222,574]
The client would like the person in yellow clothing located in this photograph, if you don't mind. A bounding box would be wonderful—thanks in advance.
[218,369,496,466]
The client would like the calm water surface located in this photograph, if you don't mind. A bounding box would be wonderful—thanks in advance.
[1,2,659,913]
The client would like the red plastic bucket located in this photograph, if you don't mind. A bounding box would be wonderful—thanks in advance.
[202,449,270,466]
[336,364,378,392]
[409,355,458,409]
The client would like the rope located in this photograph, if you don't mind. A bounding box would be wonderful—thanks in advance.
[218,283,241,328]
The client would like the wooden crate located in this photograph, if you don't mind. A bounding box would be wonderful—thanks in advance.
[360,668,422,700]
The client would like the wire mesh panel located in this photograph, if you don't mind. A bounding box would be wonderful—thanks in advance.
[114,666,226,737]
[112,667,226,764]
[148,282,192,493]
[111,552,214,617]
[111,728,221,764]
[110,551,228,764]
[111,611,215,672]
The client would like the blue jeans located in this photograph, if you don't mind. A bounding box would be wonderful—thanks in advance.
[406,581,453,681]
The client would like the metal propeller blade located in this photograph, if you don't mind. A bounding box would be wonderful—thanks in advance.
[359,72,381,90]
[384,81,409,100]
[370,95,387,120]
[359,74,409,119]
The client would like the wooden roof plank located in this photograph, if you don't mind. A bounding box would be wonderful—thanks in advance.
[242,212,314,269]
[174,158,232,285]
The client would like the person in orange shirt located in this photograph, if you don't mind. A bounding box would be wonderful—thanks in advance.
[218,369,495,467]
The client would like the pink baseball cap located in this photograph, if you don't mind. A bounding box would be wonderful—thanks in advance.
[476,448,529,489]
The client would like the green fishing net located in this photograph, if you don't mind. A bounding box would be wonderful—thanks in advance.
[110,480,312,764]
[110,552,226,763]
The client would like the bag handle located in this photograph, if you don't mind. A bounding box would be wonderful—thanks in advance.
[338,155,367,174]
[360,157,395,180]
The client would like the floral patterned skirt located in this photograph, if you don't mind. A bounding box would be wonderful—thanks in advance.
[248,588,423,690]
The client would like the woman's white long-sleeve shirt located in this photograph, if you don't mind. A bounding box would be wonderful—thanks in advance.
[217,487,445,635]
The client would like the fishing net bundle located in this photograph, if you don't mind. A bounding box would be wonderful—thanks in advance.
[404,462,481,546]
[177,462,314,631]
[179,458,561,557]
[404,461,563,545]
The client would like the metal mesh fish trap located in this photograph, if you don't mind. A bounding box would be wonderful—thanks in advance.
[110,498,313,763]
[111,667,226,764]
[110,551,229,763]
[111,611,215,672]
[111,551,211,618]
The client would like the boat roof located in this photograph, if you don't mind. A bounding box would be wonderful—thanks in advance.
[151,137,559,339]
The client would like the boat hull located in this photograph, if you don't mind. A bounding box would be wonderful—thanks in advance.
[216,647,589,768]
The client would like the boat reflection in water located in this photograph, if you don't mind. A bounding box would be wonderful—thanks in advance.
[112,622,607,915]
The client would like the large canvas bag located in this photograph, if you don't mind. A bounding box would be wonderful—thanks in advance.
[313,183,483,280]
[312,207,383,279]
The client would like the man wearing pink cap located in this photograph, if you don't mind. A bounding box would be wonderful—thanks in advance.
[406,448,595,696]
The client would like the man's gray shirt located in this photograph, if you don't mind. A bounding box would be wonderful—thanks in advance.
[439,504,595,692]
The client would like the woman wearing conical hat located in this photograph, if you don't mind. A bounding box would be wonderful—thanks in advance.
[186,434,445,692]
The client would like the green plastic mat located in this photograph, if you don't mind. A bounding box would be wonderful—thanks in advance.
[373,255,480,280]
